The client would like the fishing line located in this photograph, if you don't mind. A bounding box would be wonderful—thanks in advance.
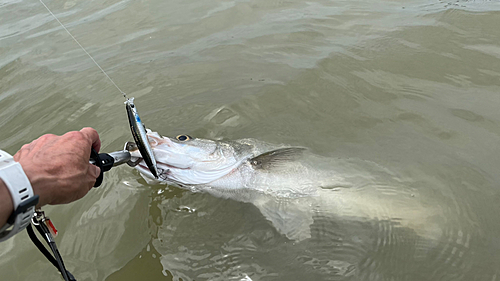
[38,0,128,99]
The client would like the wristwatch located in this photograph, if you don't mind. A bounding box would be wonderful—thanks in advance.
[0,150,39,241]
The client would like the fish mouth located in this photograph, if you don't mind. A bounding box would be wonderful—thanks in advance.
[134,161,169,182]
[126,131,245,185]
[133,156,192,182]
[127,141,177,182]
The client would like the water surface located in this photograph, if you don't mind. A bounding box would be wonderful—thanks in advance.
[1,0,500,280]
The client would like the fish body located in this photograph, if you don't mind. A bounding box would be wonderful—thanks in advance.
[129,131,331,198]
[130,130,443,242]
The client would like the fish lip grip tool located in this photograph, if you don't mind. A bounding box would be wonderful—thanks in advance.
[90,149,131,187]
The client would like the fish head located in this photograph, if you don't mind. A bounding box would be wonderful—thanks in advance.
[128,130,251,185]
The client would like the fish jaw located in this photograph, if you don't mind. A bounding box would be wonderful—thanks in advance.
[128,131,250,185]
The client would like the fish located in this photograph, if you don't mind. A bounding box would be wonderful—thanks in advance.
[128,130,328,197]
[128,130,445,243]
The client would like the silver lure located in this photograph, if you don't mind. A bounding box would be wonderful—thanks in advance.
[125,98,159,178]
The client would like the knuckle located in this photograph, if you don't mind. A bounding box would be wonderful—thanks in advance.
[81,128,99,141]
[38,134,56,142]
[65,131,85,141]
[81,127,97,136]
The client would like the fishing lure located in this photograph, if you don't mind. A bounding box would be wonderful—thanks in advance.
[89,98,160,184]
[125,97,159,178]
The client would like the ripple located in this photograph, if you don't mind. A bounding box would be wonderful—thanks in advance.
[27,0,132,39]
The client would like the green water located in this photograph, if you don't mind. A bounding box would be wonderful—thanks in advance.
[1,0,500,280]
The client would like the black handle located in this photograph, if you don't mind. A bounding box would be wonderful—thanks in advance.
[90,148,115,187]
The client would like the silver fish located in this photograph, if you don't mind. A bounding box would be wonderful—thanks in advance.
[128,130,444,242]
[128,130,320,195]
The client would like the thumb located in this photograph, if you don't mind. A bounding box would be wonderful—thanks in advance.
[89,164,101,179]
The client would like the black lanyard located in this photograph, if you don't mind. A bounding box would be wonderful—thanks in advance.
[27,212,76,281]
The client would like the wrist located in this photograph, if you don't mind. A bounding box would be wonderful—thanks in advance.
[0,179,14,226]
[18,163,52,207]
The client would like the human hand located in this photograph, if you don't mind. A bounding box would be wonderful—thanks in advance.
[13,128,101,207]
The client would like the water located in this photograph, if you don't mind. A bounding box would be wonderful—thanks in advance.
[1,0,500,280]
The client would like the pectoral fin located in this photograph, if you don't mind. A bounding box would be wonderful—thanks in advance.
[254,195,314,241]
[250,147,306,170]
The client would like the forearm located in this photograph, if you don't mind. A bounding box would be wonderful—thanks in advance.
[0,179,14,229]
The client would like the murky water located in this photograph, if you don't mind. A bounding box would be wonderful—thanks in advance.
[1,0,500,280]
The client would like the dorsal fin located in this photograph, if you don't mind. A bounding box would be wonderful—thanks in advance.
[250,147,306,170]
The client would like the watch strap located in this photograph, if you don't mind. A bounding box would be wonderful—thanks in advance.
[0,150,38,241]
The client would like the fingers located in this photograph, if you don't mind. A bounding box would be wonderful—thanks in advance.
[80,127,101,152]
[87,164,101,190]
[88,164,101,179]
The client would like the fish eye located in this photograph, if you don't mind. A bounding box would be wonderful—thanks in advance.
[176,134,192,141]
